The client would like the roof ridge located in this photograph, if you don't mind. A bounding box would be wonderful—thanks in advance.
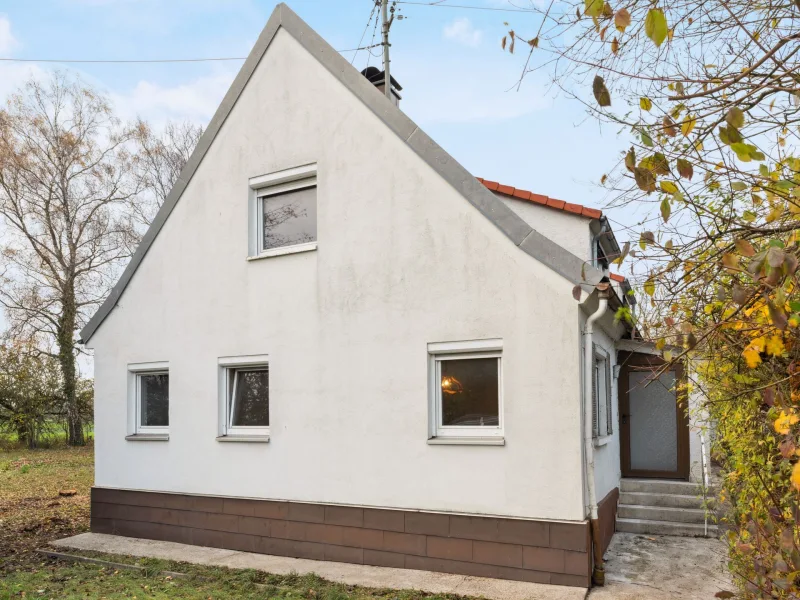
[477,178,602,220]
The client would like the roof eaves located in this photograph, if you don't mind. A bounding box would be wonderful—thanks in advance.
[482,179,603,220]
[80,3,603,343]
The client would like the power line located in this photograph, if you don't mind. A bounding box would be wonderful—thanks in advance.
[0,44,381,65]
[396,1,536,13]
[0,57,247,64]
[351,1,379,65]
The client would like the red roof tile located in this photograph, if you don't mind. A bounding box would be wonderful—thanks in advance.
[609,273,626,283]
[478,178,602,220]
[496,184,515,196]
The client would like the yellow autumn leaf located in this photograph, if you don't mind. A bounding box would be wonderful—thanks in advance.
[660,180,679,194]
[640,97,653,111]
[681,115,696,136]
[766,203,784,223]
[742,347,762,368]
[751,336,767,352]
[792,462,800,492]
[766,335,785,356]
[775,410,800,435]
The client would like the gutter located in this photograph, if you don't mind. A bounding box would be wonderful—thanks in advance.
[590,217,620,270]
[583,287,610,586]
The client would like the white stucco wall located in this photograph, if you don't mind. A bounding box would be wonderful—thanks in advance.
[89,29,591,522]
[499,197,593,262]
[588,324,622,501]
[577,310,623,506]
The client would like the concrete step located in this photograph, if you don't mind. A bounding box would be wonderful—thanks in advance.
[619,491,712,509]
[618,504,707,524]
[616,517,717,537]
[620,478,710,496]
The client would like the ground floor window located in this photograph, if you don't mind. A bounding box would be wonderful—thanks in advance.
[427,339,503,442]
[593,344,613,437]
[218,355,270,440]
[127,362,170,439]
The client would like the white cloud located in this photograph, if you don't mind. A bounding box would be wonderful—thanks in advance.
[111,69,238,127]
[0,15,19,56]
[443,18,483,47]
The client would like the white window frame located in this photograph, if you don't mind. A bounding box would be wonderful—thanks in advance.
[217,354,270,441]
[593,345,613,441]
[127,361,170,440]
[427,339,504,445]
[248,163,318,260]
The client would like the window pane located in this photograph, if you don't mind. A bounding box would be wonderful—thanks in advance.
[232,369,269,427]
[140,373,169,427]
[595,357,607,434]
[440,358,499,427]
[262,186,317,250]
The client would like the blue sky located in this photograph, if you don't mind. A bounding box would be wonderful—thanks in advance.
[0,0,639,223]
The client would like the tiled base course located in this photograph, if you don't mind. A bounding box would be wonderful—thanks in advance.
[597,487,619,554]
[91,488,591,588]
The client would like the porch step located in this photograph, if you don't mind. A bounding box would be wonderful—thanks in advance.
[618,504,706,524]
[620,478,710,496]
[616,517,717,537]
[616,478,716,537]
[619,491,712,510]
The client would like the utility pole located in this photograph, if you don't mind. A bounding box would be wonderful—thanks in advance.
[380,0,392,100]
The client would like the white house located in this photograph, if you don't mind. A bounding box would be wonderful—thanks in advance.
[81,4,710,590]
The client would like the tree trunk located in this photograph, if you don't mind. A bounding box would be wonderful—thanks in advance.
[58,280,83,446]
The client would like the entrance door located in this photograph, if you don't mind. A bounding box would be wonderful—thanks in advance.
[619,351,690,479]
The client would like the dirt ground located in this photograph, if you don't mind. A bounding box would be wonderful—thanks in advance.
[589,532,734,599]
[0,446,93,571]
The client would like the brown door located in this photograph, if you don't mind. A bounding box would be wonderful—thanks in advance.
[619,351,690,480]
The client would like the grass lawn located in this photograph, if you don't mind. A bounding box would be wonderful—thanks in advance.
[0,444,469,600]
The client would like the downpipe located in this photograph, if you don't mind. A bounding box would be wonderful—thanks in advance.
[584,288,610,586]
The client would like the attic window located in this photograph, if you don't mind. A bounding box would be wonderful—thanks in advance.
[248,164,318,260]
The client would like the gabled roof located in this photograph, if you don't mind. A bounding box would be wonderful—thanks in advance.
[478,179,603,220]
[79,3,604,343]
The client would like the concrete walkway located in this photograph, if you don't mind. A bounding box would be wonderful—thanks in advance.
[52,533,586,600]
[589,533,733,599]
[53,532,734,599]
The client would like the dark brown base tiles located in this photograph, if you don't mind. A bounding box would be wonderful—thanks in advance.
[597,487,619,555]
[91,488,591,588]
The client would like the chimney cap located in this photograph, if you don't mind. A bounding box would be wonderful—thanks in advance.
[360,66,403,91]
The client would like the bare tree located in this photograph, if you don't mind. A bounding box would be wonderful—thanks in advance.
[0,73,140,446]
[133,120,203,226]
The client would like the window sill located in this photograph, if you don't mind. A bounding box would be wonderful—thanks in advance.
[427,437,505,446]
[248,242,317,261]
[593,435,612,448]
[216,435,270,443]
[126,433,169,442]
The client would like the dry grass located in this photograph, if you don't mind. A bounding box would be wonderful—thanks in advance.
[0,445,93,569]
